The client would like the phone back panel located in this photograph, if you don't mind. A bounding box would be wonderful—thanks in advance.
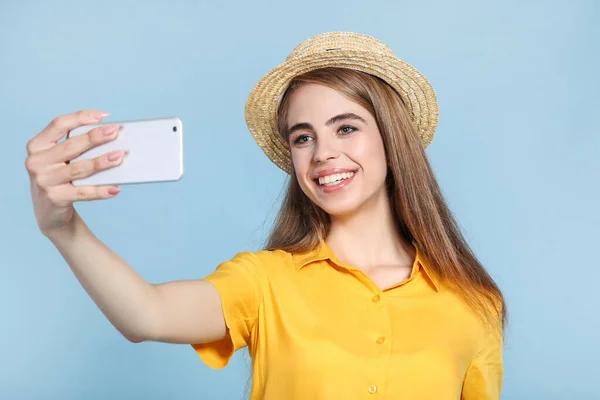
[67,117,183,186]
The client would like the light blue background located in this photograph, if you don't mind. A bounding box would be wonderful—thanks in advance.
[1,0,598,399]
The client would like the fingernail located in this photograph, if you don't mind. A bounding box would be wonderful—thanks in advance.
[92,111,110,120]
[108,186,121,195]
[107,150,124,162]
[101,124,120,136]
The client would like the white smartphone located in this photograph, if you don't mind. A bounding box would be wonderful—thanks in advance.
[67,117,183,186]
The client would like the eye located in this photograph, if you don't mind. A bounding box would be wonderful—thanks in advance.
[293,134,313,145]
[339,125,357,135]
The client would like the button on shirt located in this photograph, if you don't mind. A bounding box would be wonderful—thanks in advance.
[192,241,503,399]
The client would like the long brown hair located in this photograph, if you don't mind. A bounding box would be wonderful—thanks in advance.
[264,67,506,333]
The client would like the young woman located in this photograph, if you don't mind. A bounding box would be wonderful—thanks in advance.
[25,32,505,399]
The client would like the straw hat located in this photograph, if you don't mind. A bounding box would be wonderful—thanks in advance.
[245,31,439,174]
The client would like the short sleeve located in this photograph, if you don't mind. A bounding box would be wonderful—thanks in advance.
[461,314,504,399]
[191,251,265,369]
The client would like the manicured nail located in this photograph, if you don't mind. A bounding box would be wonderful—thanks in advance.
[92,111,110,120]
[101,125,120,136]
[107,150,124,162]
[108,186,121,195]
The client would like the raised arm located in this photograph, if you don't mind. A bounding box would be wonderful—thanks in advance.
[26,110,226,345]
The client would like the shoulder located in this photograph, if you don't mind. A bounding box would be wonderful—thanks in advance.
[253,248,294,265]
[218,248,295,276]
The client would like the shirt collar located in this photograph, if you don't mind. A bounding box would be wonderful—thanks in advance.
[292,239,440,292]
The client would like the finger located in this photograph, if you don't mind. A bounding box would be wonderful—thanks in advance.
[47,184,121,206]
[25,124,120,173]
[26,110,110,155]
[37,150,126,187]
[44,124,121,164]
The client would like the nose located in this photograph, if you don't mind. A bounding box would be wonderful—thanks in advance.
[312,135,340,164]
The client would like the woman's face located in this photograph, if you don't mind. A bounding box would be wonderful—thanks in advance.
[286,83,389,217]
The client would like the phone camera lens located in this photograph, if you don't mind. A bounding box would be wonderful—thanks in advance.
[173,126,177,132]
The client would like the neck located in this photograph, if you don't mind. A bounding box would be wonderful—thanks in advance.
[325,188,415,271]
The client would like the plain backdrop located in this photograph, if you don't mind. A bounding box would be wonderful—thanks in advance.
[1,0,598,399]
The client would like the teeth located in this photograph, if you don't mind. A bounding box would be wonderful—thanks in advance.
[318,172,355,186]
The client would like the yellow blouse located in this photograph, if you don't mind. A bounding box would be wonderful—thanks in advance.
[192,241,503,399]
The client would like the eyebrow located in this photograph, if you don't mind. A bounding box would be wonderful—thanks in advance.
[286,112,367,138]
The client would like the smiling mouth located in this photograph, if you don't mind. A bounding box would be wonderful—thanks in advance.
[314,171,357,187]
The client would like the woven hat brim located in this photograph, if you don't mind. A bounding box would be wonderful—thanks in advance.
[245,50,439,174]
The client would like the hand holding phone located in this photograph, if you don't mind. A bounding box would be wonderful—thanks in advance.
[25,111,184,236]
